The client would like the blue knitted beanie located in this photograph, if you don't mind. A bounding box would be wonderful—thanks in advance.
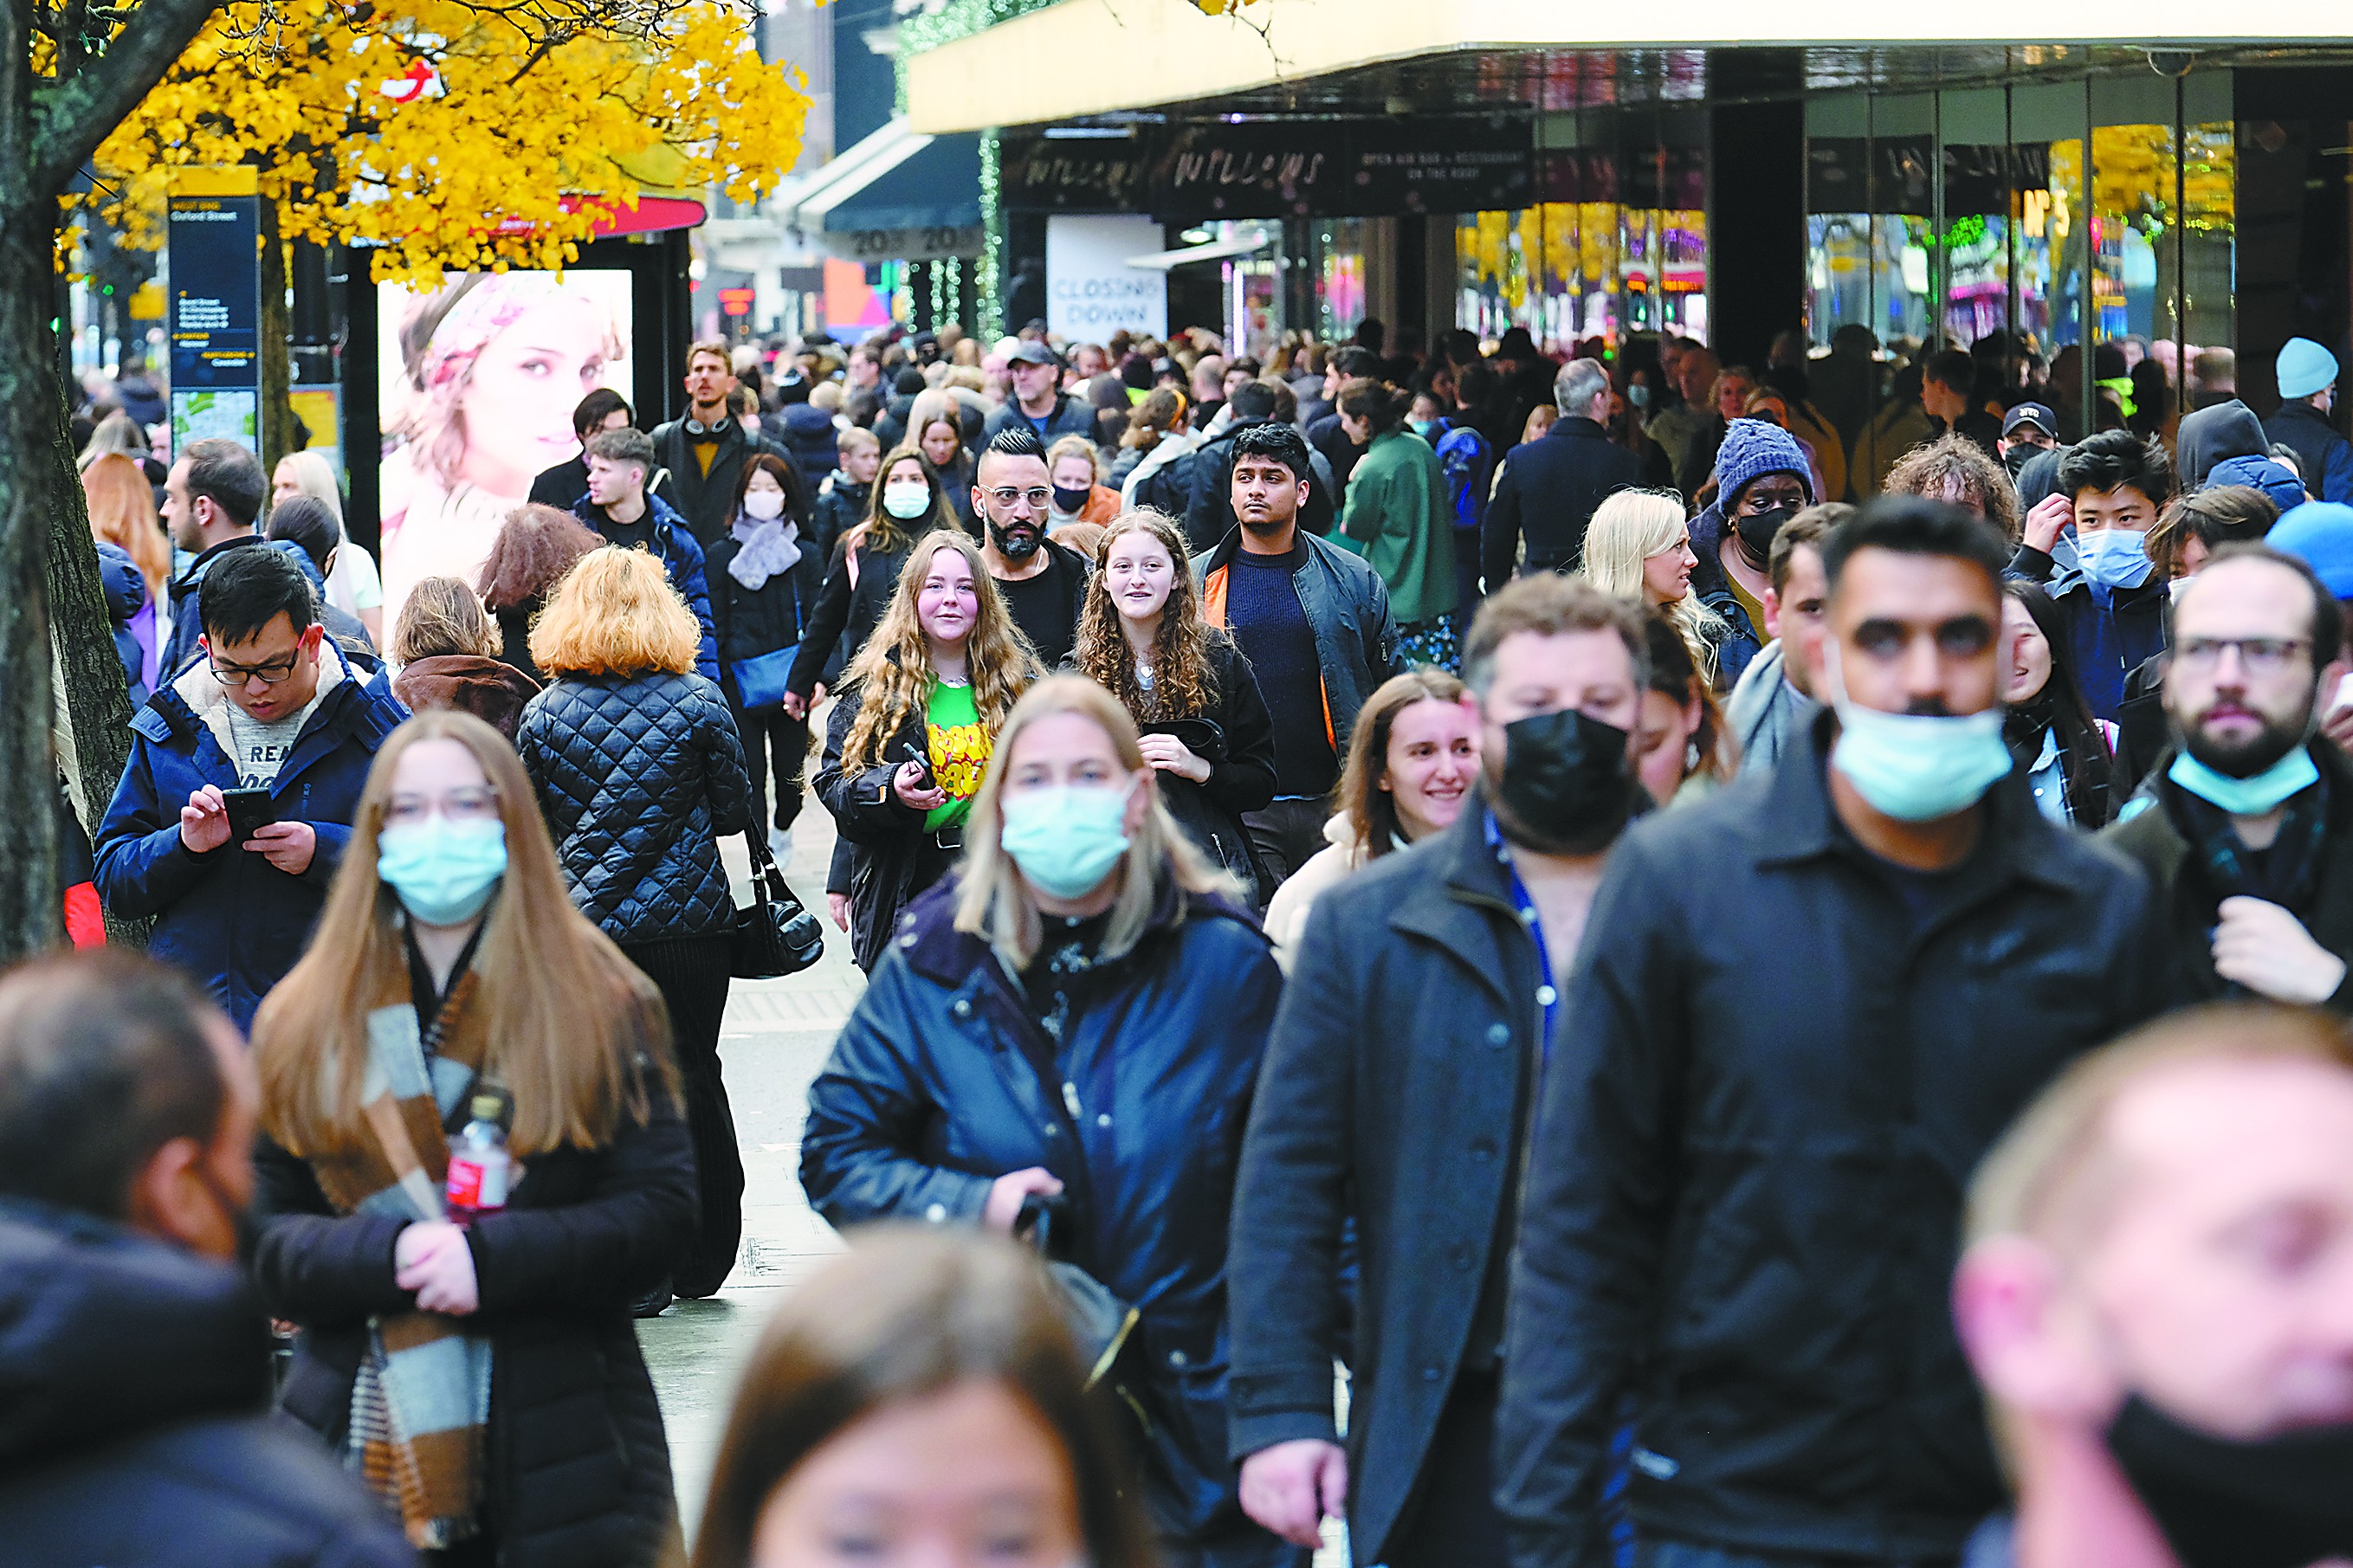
[1711,417,1814,507]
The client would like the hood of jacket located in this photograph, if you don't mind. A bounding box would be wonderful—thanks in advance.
[0,1201,273,1471]
[94,539,149,624]
[2176,399,2269,488]
[392,654,541,735]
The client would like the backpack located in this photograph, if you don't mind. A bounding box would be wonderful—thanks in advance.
[1436,424,1493,532]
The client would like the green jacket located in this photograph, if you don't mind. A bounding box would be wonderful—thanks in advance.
[1333,428,1458,625]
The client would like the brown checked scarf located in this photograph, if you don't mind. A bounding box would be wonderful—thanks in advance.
[306,965,495,1550]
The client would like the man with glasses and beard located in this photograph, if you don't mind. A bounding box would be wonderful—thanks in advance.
[2104,544,2353,1010]
[969,426,1091,668]
[1499,497,2162,1568]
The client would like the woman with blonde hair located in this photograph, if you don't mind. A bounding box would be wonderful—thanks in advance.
[1581,487,1735,686]
[273,447,386,641]
[802,675,1293,1568]
[1115,385,1196,503]
[515,546,752,1304]
[1046,434,1122,530]
[388,576,541,739]
[1071,508,1276,899]
[814,529,1039,971]
[1264,668,1479,966]
[691,1229,1156,1568]
[249,710,695,1565]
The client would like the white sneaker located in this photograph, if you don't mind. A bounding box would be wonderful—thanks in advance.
[767,825,794,865]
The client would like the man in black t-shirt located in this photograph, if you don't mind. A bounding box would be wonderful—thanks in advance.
[971,427,1089,668]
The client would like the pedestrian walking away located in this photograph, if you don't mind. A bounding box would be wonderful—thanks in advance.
[0,952,413,1568]
[93,545,406,1032]
[390,574,542,740]
[1484,357,1642,588]
[250,711,697,1565]
[1498,497,2162,1568]
[514,548,752,1301]
[804,675,1296,1568]
[1195,420,1405,884]
[476,502,604,684]
[1333,377,1461,669]
[1231,577,1652,1568]
[815,528,1041,970]
[1071,508,1278,901]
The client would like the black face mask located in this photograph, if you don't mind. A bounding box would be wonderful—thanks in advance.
[987,516,1043,561]
[2105,1394,2353,1568]
[1051,484,1092,516]
[1733,504,1795,571]
[2002,442,2038,479]
[1494,708,1641,856]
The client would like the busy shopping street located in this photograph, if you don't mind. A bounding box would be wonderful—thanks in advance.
[14,3,2353,1568]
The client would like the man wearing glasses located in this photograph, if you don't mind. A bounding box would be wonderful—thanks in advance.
[971,426,1090,668]
[94,546,406,1031]
[2106,541,2353,1010]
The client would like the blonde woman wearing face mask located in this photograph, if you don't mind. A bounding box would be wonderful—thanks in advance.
[802,676,1297,1568]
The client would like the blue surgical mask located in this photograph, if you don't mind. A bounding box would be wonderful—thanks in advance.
[1628,384,1652,410]
[1409,419,1439,441]
[2078,527,2156,590]
[999,784,1133,900]
[1825,648,2013,821]
[378,819,507,926]
[2169,746,2321,816]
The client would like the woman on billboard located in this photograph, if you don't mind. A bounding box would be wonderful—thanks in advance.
[378,271,629,629]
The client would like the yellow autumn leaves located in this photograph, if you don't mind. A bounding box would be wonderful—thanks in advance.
[86,0,810,282]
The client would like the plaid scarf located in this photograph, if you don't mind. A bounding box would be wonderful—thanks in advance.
[307,965,495,1550]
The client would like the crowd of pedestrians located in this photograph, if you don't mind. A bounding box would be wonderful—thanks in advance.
[20,317,2353,1568]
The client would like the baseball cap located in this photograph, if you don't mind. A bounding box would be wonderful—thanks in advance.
[1007,340,1061,369]
[2001,402,2056,439]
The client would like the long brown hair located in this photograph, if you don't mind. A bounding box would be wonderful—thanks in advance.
[1072,509,1218,721]
[1338,669,1468,859]
[82,452,171,595]
[252,712,679,1158]
[477,503,601,614]
[855,444,954,557]
[691,1228,1156,1568]
[840,531,1038,772]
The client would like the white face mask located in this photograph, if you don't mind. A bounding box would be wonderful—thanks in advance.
[741,488,787,521]
[883,482,932,519]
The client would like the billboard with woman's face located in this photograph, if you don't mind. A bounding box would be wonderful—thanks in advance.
[377,271,632,628]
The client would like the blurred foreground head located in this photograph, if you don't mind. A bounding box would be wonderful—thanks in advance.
[0,950,254,1259]
[694,1227,1155,1568]
[1955,1003,2353,1568]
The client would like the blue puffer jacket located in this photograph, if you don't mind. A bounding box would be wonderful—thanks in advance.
[92,644,408,1030]
[516,668,753,943]
[800,876,1284,1549]
[570,492,723,682]
[94,540,152,704]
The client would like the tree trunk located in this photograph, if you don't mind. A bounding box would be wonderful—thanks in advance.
[0,205,65,961]
[259,195,299,476]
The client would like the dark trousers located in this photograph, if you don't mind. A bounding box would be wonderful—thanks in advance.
[1637,1542,1959,1568]
[619,934,740,1297]
[1244,797,1332,889]
[1384,1369,1508,1568]
[734,700,811,835]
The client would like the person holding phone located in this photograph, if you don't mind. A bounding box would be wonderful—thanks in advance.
[94,545,405,1032]
[814,530,1040,971]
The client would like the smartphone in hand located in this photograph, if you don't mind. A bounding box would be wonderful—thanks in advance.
[222,787,275,846]
[900,740,936,792]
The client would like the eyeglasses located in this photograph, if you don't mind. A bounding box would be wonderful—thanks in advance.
[384,788,501,828]
[985,487,1052,510]
[209,654,303,688]
[2173,636,2311,675]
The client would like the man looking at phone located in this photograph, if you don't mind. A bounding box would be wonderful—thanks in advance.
[2104,543,2353,1010]
[95,547,405,1032]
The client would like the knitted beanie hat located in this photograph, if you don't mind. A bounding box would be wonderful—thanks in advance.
[2277,338,2340,402]
[1711,417,1814,508]
[2270,500,2353,597]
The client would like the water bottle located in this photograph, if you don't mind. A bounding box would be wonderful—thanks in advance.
[445,1092,511,1227]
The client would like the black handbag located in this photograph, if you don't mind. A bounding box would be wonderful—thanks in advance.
[731,830,825,979]
[1020,1195,1141,1394]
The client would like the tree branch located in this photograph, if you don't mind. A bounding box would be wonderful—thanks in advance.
[29,0,224,203]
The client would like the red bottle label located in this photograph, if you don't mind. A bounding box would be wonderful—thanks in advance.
[447,1157,485,1211]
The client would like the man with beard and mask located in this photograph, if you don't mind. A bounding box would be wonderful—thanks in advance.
[0,951,410,1565]
[2103,544,2353,1010]
[1499,496,2162,1568]
[2009,429,2175,723]
[969,425,1092,668]
[1954,1002,2353,1568]
[1689,417,1815,690]
[1228,576,1651,1568]
[1194,420,1404,883]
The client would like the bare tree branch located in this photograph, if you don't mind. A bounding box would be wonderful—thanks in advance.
[30,0,224,202]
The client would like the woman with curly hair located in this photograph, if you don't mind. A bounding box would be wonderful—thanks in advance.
[815,530,1041,970]
[1070,509,1277,901]
[476,502,604,683]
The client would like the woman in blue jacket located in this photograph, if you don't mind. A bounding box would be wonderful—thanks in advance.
[799,675,1300,1568]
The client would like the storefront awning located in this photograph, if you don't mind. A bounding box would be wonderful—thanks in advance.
[1124,226,1274,269]
[775,116,984,261]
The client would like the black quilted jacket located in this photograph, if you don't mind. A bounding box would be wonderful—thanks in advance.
[516,669,753,942]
